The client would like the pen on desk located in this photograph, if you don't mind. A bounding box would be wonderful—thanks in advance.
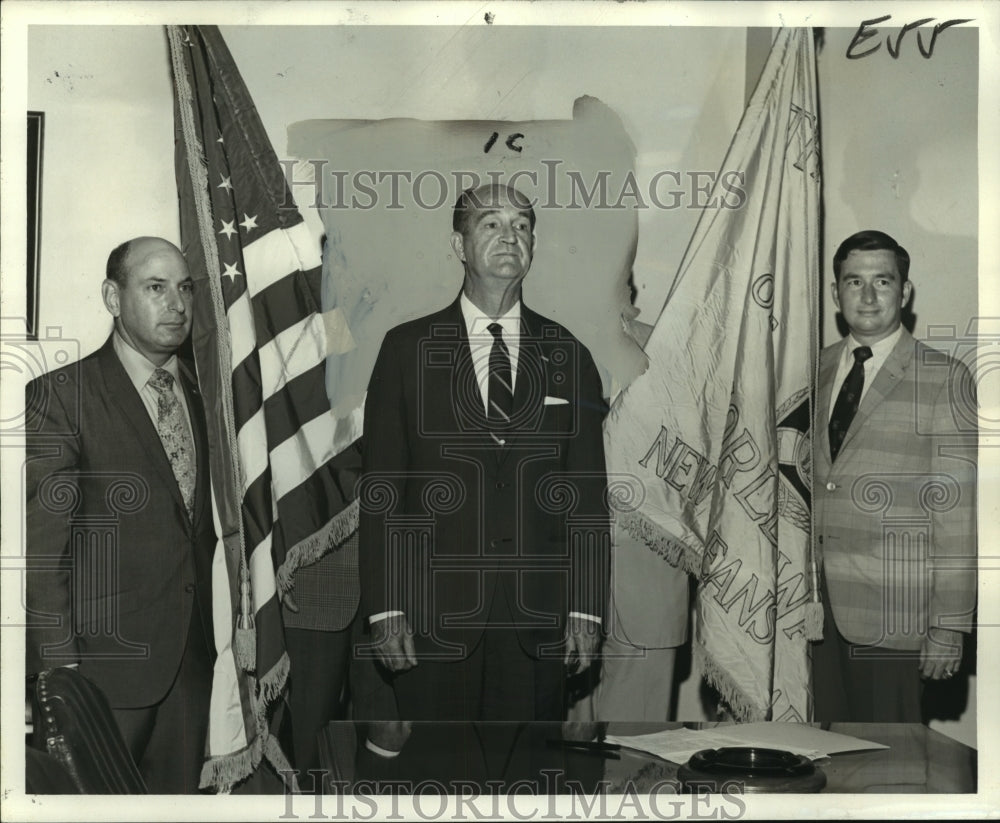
[546,739,622,755]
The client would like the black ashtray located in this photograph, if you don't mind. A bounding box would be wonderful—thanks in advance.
[677,746,826,793]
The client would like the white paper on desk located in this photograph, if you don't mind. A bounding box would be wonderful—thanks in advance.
[605,724,888,765]
[603,729,783,765]
[713,722,889,757]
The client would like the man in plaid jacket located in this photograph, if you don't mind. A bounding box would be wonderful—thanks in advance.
[812,230,977,721]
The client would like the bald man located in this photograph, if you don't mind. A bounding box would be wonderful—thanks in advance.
[26,237,215,792]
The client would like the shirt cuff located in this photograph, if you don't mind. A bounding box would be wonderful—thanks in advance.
[569,611,602,626]
[369,610,405,624]
[365,738,403,758]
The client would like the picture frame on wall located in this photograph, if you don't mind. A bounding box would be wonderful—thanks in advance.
[27,110,43,340]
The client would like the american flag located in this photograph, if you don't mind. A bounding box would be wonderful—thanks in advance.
[168,25,360,790]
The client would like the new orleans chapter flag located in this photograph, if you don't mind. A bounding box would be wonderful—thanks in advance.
[605,28,820,720]
[168,26,360,789]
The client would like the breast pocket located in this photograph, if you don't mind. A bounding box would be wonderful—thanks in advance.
[538,398,574,436]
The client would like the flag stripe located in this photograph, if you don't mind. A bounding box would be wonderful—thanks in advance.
[230,355,263,434]
[242,471,274,551]
[244,222,322,298]
[261,362,334,450]
[228,292,257,372]
[271,412,341,500]
[258,314,329,401]
[274,450,361,549]
[236,408,269,495]
[207,521,248,754]
[250,267,324,346]
[248,534,277,608]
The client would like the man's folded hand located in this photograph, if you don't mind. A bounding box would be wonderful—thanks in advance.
[564,615,602,673]
[371,614,418,672]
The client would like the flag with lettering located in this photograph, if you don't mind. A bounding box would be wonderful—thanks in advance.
[168,25,360,789]
[605,28,820,720]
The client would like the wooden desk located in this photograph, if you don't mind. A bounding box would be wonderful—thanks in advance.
[317,721,976,795]
[818,723,976,793]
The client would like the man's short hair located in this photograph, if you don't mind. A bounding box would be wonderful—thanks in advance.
[833,230,910,283]
[106,239,133,286]
[452,184,536,236]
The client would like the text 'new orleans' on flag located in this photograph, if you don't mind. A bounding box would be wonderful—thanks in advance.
[605,28,821,721]
[168,25,361,790]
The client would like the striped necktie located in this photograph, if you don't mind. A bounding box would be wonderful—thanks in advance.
[487,322,514,427]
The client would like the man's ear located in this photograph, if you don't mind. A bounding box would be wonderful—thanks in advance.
[830,280,841,311]
[450,231,465,262]
[901,280,913,307]
[102,279,122,317]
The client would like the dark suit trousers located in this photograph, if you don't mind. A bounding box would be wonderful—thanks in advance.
[112,597,213,793]
[285,625,352,776]
[392,576,565,721]
[812,571,922,722]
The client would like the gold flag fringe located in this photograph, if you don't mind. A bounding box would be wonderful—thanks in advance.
[619,508,774,721]
[616,509,700,575]
[275,498,359,597]
[694,641,768,722]
[199,736,260,793]
[804,601,824,642]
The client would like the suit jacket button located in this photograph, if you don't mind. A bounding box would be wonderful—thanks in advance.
[489,539,498,550]
[496,481,506,490]
[184,583,196,593]
[825,482,837,491]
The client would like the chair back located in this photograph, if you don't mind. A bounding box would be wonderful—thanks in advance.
[33,667,147,794]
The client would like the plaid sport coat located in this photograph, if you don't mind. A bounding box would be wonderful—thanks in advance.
[814,330,977,649]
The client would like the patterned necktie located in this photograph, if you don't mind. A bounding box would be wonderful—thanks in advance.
[487,322,514,427]
[828,345,873,462]
[148,368,196,519]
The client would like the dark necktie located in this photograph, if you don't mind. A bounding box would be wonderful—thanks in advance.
[487,322,514,426]
[828,345,873,462]
[148,368,196,519]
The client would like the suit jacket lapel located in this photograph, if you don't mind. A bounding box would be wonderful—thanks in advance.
[815,340,843,473]
[97,337,190,524]
[440,298,492,438]
[836,330,914,459]
[178,359,209,529]
[494,308,546,471]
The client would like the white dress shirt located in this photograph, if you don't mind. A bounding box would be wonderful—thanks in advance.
[827,326,903,422]
[460,291,522,414]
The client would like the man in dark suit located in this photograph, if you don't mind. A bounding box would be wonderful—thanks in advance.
[359,183,610,721]
[26,237,215,792]
[812,230,977,721]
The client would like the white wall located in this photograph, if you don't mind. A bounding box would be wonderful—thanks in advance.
[28,24,744,354]
[27,26,181,349]
[818,26,978,347]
